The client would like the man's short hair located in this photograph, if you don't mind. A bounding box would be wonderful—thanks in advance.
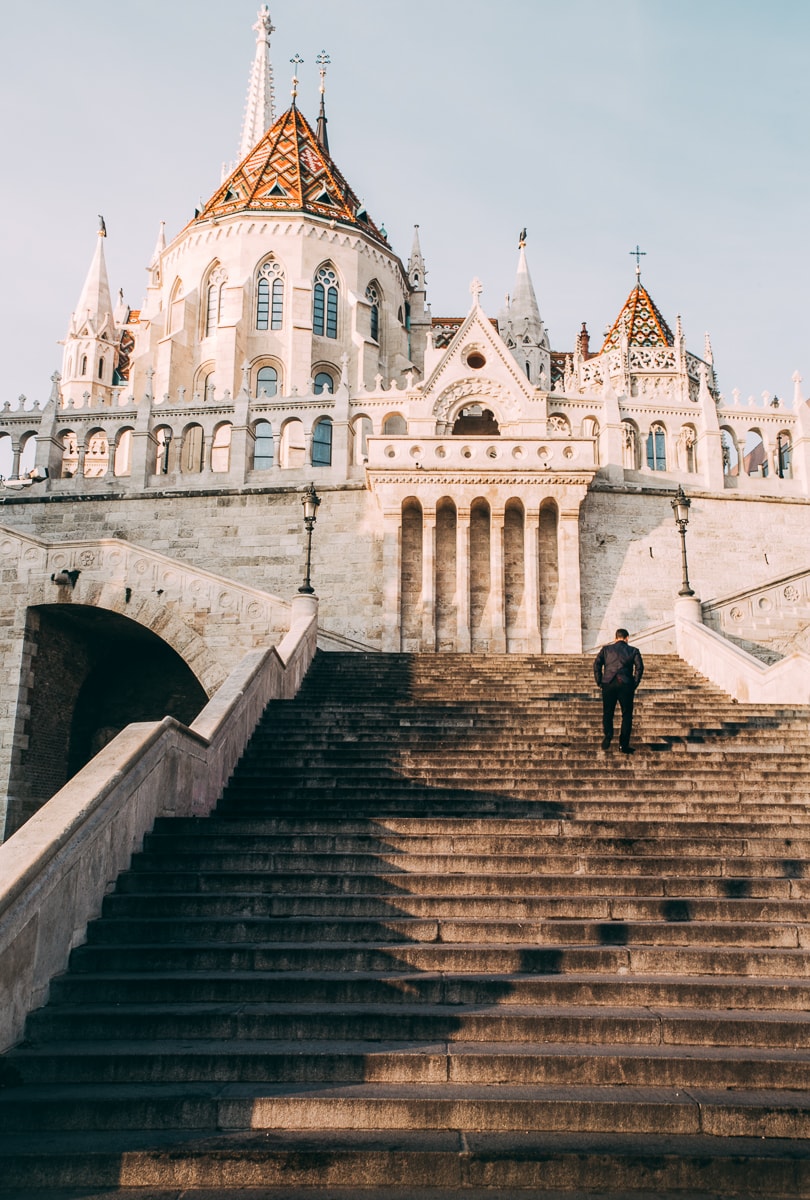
[615,628,629,640]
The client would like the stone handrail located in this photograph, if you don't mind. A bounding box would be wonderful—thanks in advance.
[366,435,596,473]
[0,593,318,1054]
[675,607,810,705]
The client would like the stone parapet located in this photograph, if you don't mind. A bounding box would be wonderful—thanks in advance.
[0,599,318,1053]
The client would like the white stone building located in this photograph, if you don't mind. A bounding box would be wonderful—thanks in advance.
[0,7,809,836]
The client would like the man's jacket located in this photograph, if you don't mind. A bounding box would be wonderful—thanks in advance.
[594,641,644,689]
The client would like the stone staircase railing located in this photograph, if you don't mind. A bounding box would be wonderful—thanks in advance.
[0,594,318,1054]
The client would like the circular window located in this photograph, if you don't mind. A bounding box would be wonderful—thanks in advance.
[466,351,486,370]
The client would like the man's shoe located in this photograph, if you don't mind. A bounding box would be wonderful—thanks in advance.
[620,745,635,755]
[601,737,611,749]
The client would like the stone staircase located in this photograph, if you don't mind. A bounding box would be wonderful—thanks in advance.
[2,651,810,1198]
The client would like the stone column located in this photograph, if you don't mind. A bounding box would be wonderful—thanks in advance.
[455,507,471,652]
[524,505,542,651]
[421,509,436,651]
[557,502,584,652]
[381,509,402,652]
[489,510,507,653]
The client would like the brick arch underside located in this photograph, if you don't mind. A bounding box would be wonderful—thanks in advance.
[5,604,209,837]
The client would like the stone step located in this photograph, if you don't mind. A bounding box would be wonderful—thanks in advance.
[152,815,810,835]
[1,1084,810,1137]
[67,941,810,977]
[47,969,810,1011]
[22,1002,810,1050]
[2,1128,810,1195]
[127,851,810,878]
[100,891,810,923]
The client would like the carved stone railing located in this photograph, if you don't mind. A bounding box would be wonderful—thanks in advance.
[366,436,597,474]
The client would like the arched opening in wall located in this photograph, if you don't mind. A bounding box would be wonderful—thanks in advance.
[720,428,739,476]
[0,433,12,480]
[743,428,768,476]
[351,415,372,463]
[180,424,204,474]
[383,413,407,435]
[280,418,306,469]
[470,498,491,652]
[252,420,274,470]
[435,498,457,652]
[582,417,600,465]
[400,498,423,650]
[84,428,109,478]
[113,428,133,477]
[538,501,560,649]
[365,280,381,344]
[154,425,174,475]
[211,422,232,473]
[776,430,793,479]
[504,499,525,649]
[19,434,37,476]
[312,417,333,466]
[59,430,79,479]
[646,423,667,471]
[313,369,335,395]
[256,259,284,331]
[548,413,571,435]
[676,424,698,473]
[256,364,279,398]
[452,406,500,436]
[622,420,640,470]
[6,605,208,837]
[313,264,339,339]
[167,278,183,335]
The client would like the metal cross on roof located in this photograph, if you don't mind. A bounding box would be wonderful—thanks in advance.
[290,53,304,101]
[629,244,646,280]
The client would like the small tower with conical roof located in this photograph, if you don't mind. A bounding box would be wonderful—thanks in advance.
[498,231,551,389]
[405,224,431,374]
[60,218,121,407]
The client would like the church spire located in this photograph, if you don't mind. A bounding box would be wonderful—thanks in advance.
[407,224,427,290]
[316,51,330,153]
[238,6,276,161]
[73,219,114,333]
[498,231,550,387]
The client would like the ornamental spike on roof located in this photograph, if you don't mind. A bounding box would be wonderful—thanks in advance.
[193,105,388,245]
[601,281,674,353]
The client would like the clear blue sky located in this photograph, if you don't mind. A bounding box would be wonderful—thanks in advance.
[2,0,807,404]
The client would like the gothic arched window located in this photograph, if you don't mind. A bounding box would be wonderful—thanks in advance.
[204,266,226,337]
[646,423,667,472]
[313,265,338,338]
[365,281,381,342]
[256,365,279,397]
[256,260,284,330]
[253,420,274,470]
[313,371,334,395]
[312,417,333,466]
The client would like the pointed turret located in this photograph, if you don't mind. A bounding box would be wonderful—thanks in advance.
[73,223,115,336]
[238,6,276,161]
[407,225,426,290]
[195,104,388,245]
[498,231,550,388]
[60,221,121,407]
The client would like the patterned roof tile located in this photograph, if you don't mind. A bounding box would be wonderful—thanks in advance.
[601,283,674,352]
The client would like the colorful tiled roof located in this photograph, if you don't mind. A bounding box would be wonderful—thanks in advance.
[193,105,388,244]
[601,282,674,352]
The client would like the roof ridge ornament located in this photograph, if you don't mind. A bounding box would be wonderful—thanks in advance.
[316,50,330,152]
[629,243,646,283]
[290,53,304,106]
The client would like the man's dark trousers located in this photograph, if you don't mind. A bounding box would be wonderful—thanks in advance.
[602,680,635,750]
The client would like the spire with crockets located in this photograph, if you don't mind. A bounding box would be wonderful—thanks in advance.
[239,6,276,162]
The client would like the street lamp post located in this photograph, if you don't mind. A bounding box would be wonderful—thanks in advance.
[671,485,694,597]
[298,482,321,594]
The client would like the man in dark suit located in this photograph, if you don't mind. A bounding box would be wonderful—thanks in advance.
[593,628,644,754]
